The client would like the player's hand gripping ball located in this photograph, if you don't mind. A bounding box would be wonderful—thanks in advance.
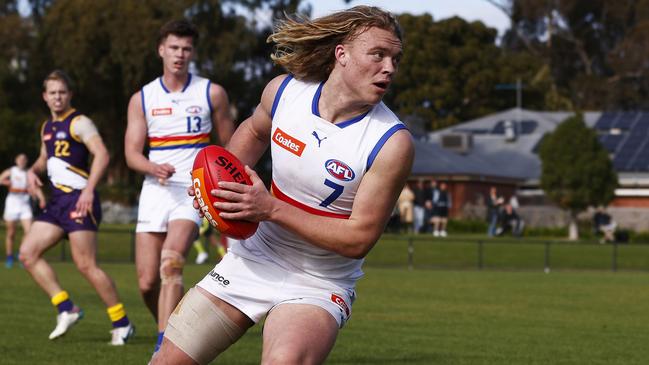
[192,145,258,239]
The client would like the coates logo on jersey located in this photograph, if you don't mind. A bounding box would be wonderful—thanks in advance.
[331,294,350,316]
[185,105,202,115]
[152,108,172,116]
[325,159,355,182]
[272,128,305,157]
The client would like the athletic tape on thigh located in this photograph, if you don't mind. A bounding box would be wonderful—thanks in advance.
[160,249,185,285]
[166,288,244,365]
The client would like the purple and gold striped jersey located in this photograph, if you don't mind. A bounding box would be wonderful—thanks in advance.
[41,109,91,192]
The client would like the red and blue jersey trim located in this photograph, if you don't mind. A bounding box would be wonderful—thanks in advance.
[149,133,210,150]
[271,181,350,219]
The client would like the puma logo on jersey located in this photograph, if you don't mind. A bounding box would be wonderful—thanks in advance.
[273,128,305,157]
[312,131,327,147]
[325,159,355,181]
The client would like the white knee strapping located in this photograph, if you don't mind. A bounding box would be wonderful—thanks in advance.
[160,249,185,285]
[165,287,244,365]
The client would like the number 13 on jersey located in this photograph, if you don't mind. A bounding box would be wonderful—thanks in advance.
[186,116,202,133]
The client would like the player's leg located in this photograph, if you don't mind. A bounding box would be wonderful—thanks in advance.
[136,232,164,320]
[68,230,134,344]
[261,304,339,365]
[19,221,65,295]
[194,219,209,264]
[68,230,120,305]
[4,219,16,267]
[18,221,83,339]
[157,219,197,333]
[153,287,253,365]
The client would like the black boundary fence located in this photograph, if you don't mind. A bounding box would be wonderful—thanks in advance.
[19,227,649,273]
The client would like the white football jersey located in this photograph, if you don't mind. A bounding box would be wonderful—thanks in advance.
[231,76,407,287]
[141,74,213,185]
[8,166,29,198]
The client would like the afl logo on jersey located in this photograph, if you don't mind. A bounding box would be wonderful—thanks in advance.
[325,159,355,181]
[186,105,202,115]
[56,131,67,139]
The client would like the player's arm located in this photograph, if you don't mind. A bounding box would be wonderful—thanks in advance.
[32,185,46,209]
[27,130,48,190]
[209,83,235,146]
[0,168,10,186]
[74,116,110,215]
[125,91,175,179]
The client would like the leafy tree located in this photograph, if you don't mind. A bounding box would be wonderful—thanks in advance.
[488,0,649,109]
[539,113,617,240]
[16,0,309,200]
[389,13,545,131]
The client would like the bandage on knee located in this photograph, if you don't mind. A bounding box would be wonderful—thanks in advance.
[166,287,245,365]
[160,249,185,285]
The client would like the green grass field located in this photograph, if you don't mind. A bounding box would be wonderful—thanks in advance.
[3,264,649,364]
[2,227,649,364]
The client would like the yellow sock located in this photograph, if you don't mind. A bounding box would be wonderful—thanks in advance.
[107,303,126,322]
[194,241,207,254]
[217,245,226,258]
[51,291,69,306]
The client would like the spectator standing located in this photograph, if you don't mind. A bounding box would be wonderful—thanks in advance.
[397,183,415,233]
[431,182,451,237]
[486,186,503,237]
[412,180,425,233]
[422,180,436,233]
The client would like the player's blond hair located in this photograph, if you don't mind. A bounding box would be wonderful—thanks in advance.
[43,69,73,91]
[268,6,402,82]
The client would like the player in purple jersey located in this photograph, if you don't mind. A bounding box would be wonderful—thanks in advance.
[19,70,134,345]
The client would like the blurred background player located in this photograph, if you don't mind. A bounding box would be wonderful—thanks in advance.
[155,6,412,364]
[1,153,45,268]
[192,218,227,264]
[124,19,235,351]
[19,70,134,345]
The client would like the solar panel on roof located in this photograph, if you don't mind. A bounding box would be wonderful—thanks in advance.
[520,121,537,134]
[491,120,538,135]
[599,135,623,152]
[492,121,505,134]
[615,113,638,129]
[595,111,619,129]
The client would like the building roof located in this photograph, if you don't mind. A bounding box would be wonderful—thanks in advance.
[594,111,649,171]
[420,108,602,183]
[412,139,520,181]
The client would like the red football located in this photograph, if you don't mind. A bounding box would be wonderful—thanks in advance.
[191,145,258,239]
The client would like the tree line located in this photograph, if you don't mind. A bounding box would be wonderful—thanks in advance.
[0,0,646,202]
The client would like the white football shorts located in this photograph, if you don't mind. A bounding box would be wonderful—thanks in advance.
[197,252,356,328]
[136,180,201,232]
[3,194,32,221]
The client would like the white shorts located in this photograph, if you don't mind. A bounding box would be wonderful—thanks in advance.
[136,180,201,232]
[3,194,32,221]
[197,253,356,328]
